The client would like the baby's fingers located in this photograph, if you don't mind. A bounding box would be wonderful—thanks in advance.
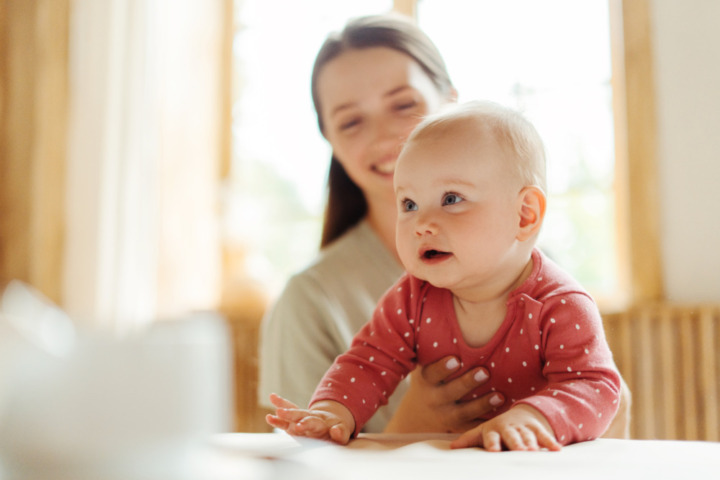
[267,411,329,439]
[516,426,539,451]
[269,393,300,410]
[452,428,503,452]
[329,423,352,445]
[498,427,528,451]
[450,426,487,450]
[482,430,502,452]
[295,416,332,437]
[294,416,351,444]
[533,426,562,451]
[274,406,315,425]
[265,413,291,432]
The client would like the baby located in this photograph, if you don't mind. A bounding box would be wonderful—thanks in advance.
[267,101,621,451]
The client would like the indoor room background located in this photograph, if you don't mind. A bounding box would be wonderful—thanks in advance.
[1,0,719,440]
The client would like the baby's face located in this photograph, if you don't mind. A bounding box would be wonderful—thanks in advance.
[394,126,525,296]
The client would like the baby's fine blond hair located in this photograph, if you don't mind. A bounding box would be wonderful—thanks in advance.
[407,100,547,193]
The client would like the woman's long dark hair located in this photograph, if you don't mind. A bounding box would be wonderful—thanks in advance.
[311,13,454,248]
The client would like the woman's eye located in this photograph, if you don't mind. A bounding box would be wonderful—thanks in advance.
[395,100,418,112]
[339,118,361,131]
[442,193,463,206]
[402,199,418,212]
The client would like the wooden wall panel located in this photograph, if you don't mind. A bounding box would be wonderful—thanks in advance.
[0,0,69,303]
[604,305,720,440]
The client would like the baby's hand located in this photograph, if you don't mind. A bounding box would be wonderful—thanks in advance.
[265,393,356,444]
[450,404,562,452]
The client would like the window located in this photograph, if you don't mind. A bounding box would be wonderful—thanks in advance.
[230,0,628,306]
[228,0,393,294]
[417,0,619,302]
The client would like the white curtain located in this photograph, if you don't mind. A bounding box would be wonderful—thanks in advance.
[64,0,224,329]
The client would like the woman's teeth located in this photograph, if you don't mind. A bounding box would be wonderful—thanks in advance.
[374,161,396,174]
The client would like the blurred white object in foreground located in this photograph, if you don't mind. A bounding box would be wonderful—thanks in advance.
[0,281,233,479]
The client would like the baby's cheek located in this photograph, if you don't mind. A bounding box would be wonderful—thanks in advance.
[396,242,416,272]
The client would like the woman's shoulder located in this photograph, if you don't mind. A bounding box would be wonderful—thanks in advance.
[305,220,402,280]
[320,219,394,258]
[263,221,405,342]
[273,220,403,311]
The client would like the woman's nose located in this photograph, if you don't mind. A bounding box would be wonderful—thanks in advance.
[373,115,408,146]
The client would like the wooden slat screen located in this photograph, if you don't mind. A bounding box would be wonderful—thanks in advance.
[603,304,720,440]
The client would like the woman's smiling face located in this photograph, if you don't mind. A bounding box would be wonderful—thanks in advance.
[316,47,448,205]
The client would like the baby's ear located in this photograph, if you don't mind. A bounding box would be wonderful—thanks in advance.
[516,186,546,241]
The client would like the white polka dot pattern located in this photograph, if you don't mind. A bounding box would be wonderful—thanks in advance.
[310,249,621,445]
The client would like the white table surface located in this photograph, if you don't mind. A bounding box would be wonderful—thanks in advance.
[202,432,720,480]
[3,432,718,479]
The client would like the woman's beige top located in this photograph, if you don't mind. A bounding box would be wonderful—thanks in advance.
[258,219,406,433]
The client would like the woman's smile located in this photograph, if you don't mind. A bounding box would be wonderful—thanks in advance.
[372,158,397,176]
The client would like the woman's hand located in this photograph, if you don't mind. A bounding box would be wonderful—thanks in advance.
[266,393,356,444]
[450,404,562,452]
[384,355,505,434]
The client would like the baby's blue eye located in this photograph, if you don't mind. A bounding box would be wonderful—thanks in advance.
[442,193,463,206]
[402,199,418,212]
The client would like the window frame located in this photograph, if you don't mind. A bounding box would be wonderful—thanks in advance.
[609,0,663,307]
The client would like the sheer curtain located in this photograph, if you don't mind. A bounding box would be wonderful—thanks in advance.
[64,0,225,328]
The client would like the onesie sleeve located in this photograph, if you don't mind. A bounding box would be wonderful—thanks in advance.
[310,275,420,434]
[515,292,621,445]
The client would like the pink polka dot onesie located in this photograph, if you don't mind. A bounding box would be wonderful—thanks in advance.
[310,249,622,445]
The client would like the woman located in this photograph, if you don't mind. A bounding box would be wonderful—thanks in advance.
[258,13,630,436]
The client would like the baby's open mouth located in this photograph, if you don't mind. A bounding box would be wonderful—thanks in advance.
[422,249,451,260]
